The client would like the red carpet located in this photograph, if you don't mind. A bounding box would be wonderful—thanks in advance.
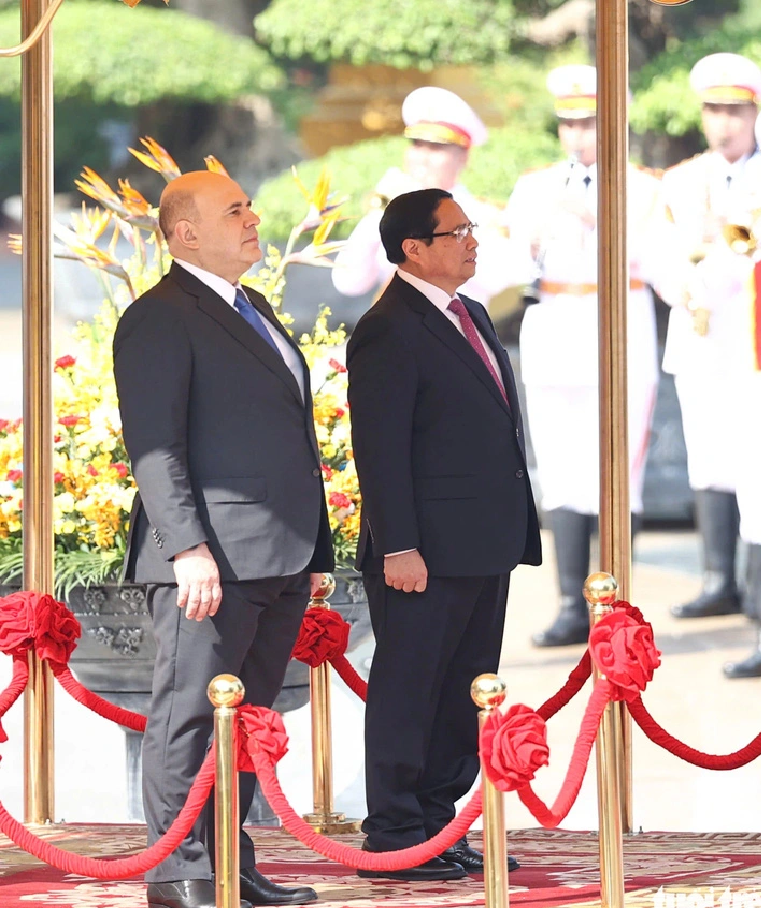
[1,825,761,906]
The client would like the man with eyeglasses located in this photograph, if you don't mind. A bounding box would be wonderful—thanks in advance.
[347,188,542,881]
[331,86,512,307]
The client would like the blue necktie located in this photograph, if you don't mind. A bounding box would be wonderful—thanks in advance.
[233,288,283,358]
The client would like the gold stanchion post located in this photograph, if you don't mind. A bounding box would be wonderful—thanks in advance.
[584,573,625,908]
[208,674,244,908]
[596,0,634,837]
[302,574,361,833]
[471,674,510,908]
[21,0,56,827]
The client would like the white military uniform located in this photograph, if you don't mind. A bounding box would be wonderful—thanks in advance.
[332,85,514,306]
[332,167,513,303]
[504,160,661,514]
[660,149,761,494]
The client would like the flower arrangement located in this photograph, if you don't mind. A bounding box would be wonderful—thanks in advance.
[0,138,361,592]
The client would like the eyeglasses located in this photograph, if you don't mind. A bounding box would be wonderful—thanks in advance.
[416,223,478,244]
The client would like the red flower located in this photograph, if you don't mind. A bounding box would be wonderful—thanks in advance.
[334,407,346,418]
[237,705,289,773]
[33,594,81,665]
[480,704,549,792]
[87,465,99,477]
[321,464,333,480]
[112,463,129,479]
[6,469,22,483]
[58,415,82,427]
[0,591,80,664]
[328,492,352,509]
[328,357,347,374]
[0,419,9,432]
[54,434,62,444]
[589,611,661,701]
[291,606,350,667]
[54,471,65,484]
[54,355,76,370]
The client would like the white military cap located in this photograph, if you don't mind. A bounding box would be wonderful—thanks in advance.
[690,53,761,105]
[402,86,487,149]
[546,64,597,119]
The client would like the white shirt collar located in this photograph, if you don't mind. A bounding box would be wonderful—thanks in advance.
[174,259,244,308]
[396,268,456,314]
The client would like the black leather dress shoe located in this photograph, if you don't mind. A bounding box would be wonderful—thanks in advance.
[239,868,317,906]
[146,879,252,908]
[440,838,520,873]
[670,589,742,619]
[532,611,589,648]
[357,855,467,882]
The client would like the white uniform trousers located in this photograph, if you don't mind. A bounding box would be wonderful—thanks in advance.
[525,380,656,515]
[674,370,737,494]
[733,371,761,545]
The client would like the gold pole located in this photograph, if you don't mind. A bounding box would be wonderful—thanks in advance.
[208,674,244,908]
[596,0,633,835]
[302,574,361,834]
[584,573,625,908]
[471,674,509,908]
[22,0,55,827]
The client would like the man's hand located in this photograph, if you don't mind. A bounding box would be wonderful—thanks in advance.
[310,573,326,597]
[173,543,222,621]
[384,550,428,593]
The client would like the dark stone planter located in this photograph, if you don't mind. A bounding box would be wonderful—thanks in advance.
[0,568,371,822]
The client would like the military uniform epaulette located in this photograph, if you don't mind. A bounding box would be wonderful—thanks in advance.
[665,152,706,174]
[633,163,665,179]
[521,162,559,176]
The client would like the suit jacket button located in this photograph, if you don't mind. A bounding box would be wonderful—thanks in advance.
[312,468,320,477]
[515,469,525,479]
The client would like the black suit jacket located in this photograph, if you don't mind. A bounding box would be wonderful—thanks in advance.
[113,262,333,583]
[347,275,541,577]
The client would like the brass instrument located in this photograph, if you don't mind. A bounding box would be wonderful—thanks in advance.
[722,222,758,257]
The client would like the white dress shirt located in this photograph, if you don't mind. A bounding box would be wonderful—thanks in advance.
[396,268,504,388]
[175,259,305,400]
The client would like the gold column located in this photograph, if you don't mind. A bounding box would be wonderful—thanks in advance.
[584,573,625,908]
[471,674,509,908]
[21,0,55,827]
[303,574,361,833]
[595,0,633,835]
[208,675,244,908]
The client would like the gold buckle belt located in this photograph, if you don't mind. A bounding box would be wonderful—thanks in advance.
[539,279,645,295]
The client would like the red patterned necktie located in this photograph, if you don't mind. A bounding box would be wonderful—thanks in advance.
[447,297,509,405]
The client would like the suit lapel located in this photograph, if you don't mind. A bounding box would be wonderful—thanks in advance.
[396,277,514,419]
[170,265,304,405]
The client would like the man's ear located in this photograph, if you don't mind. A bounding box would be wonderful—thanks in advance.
[174,219,200,251]
[401,237,421,262]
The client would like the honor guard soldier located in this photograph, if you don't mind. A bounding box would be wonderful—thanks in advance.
[504,64,662,647]
[331,86,513,306]
[660,53,761,623]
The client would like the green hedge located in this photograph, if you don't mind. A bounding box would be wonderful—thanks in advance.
[255,0,515,70]
[0,0,284,104]
[255,126,560,243]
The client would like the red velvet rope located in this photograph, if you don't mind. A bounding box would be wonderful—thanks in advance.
[253,751,482,869]
[628,696,761,770]
[516,680,611,827]
[0,749,215,878]
[537,651,592,721]
[0,657,30,744]
[52,664,147,732]
[329,653,368,701]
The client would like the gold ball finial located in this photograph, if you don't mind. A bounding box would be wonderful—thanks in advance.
[207,674,245,709]
[470,674,507,710]
[310,572,336,606]
[583,572,619,606]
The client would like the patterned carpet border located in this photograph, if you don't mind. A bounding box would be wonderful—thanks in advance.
[1,826,761,907]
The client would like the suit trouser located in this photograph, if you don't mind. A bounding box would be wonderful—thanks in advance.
[142,572,310,883]
[362,572,509,851]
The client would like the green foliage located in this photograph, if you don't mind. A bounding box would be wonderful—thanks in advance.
[255,0,515,70]
[0,0,284,105]
[255,126,561,243]
[630,19,761,136]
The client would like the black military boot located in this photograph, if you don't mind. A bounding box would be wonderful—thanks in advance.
[723,544,761,680]
[532,508,593,648]
[671,490,741,619]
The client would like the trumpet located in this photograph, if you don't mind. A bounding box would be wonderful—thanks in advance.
[722,222,757,257]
